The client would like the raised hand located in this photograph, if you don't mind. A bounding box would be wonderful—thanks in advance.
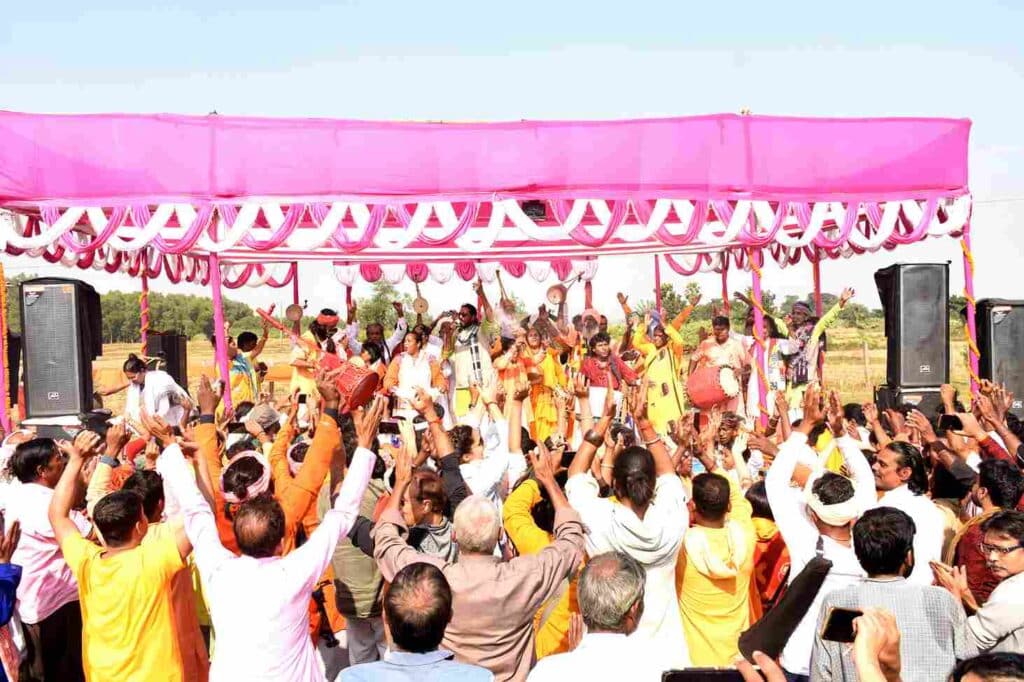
[354,395,387,450]
[573,372,590,399]
[512,381,531,404]
[140,411,176,448]
[197,375,222,415]
[73,430,104,460]
[801,383,824,425]
[411,387,437,417]
[862,401,880,426]
[906,410,937,444]
[529,447,557,491]
[631,379,650,422]
[839,287,855,307]
[392,432,413,492]
[392,301,405,317]
[105,422,129,460]
[825,389,844,434]
[315,368,343,406]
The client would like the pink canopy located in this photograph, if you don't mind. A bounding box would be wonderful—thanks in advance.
[0,111,969,205]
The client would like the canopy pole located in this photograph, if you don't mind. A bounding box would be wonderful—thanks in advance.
[812,257,823,317]
[748,249,769,427]
[0,263,11,433]
[139,271,150,356]
[961,219,980,394]
[721,261,730,314]
[291,262,300,306]
[209,254,233,413]
[653,254,663,318]
[812,253,824,381]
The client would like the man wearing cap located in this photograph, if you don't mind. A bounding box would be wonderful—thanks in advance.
[774,288,854,406]
[290,309,340,398]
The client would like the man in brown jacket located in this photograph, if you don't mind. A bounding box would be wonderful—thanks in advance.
[373,442,584,682]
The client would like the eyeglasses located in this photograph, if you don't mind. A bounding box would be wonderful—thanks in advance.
[980,541,1024,556]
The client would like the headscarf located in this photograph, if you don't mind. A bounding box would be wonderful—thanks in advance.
[286,439,310,477]
[802,470,860,527]
[316,312,340,327]
[220,450,272,504]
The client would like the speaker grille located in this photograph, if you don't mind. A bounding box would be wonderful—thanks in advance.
[875,263,949,388]
[978,300,1024,418]
[22,283,85,415]
[899,265,949,386]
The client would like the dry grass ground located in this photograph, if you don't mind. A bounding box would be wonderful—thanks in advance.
[89,328,971,415]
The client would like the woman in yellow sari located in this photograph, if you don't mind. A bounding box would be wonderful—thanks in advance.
[522,327,567,444]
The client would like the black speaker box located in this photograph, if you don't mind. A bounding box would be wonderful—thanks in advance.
[976,299,1024,417]
[874,385,945,418]
[874,263,949,387]
[146,331,188,391]
[19,278,102,417]
[6,333,20,405]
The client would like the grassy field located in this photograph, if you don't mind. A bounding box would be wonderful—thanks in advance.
[89,326,971,414]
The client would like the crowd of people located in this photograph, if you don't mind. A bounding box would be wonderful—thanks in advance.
[2,280,1024,681]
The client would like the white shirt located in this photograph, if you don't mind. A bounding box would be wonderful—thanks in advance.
[967,570,1024,654]
[458,416,513,508]
[6,482,91,623]
[565,472,691,669]
[392,352,439,417]
[346,318,407,363]
[157,443,376,682]
[527,632,669,681]
[765,433,875,676]
[124,369,189,427]
[873,484,945,586]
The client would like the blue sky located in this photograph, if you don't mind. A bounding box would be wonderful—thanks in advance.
[2,0,1023,317]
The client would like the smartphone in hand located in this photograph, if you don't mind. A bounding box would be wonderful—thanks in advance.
[820,607,863,643]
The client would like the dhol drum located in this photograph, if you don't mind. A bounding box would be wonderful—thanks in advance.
[319,354,380,413]
[686,365,740,409]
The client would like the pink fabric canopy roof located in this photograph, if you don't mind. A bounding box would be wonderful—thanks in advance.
[0,111,969,204]
[0,111,972,287]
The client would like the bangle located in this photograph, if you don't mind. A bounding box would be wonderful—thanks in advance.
[644,437,661,446]
[601,463,614,470]
[583,429,605,447]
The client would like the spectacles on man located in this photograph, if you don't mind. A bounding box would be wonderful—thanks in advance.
[980,541,1024,557]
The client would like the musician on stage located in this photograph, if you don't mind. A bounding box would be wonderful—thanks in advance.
[450,302,493,418]
[579,332,639,392]
[632,312,687,435]
[689,316,752,417]
[343,300,408,364]
[289,308,339,398]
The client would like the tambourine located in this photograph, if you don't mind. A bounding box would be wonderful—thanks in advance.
[285,302,306,322]
[413,283,429,315]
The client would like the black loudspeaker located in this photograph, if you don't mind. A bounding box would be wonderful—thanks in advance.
[977,299,1024,418]
[6,333,20,405]
[874,263,950,387]
[146,332,188,391]
[875,385,945,417]
[20,278,102,417]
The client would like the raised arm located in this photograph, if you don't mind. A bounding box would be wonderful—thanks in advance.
[633,381,675,477]
[568,376,616,478]
[48,432,101,546]
[765,385,823,555]
[249,321,271,360]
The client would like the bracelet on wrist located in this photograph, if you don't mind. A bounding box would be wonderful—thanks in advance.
[583,429,604,447]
